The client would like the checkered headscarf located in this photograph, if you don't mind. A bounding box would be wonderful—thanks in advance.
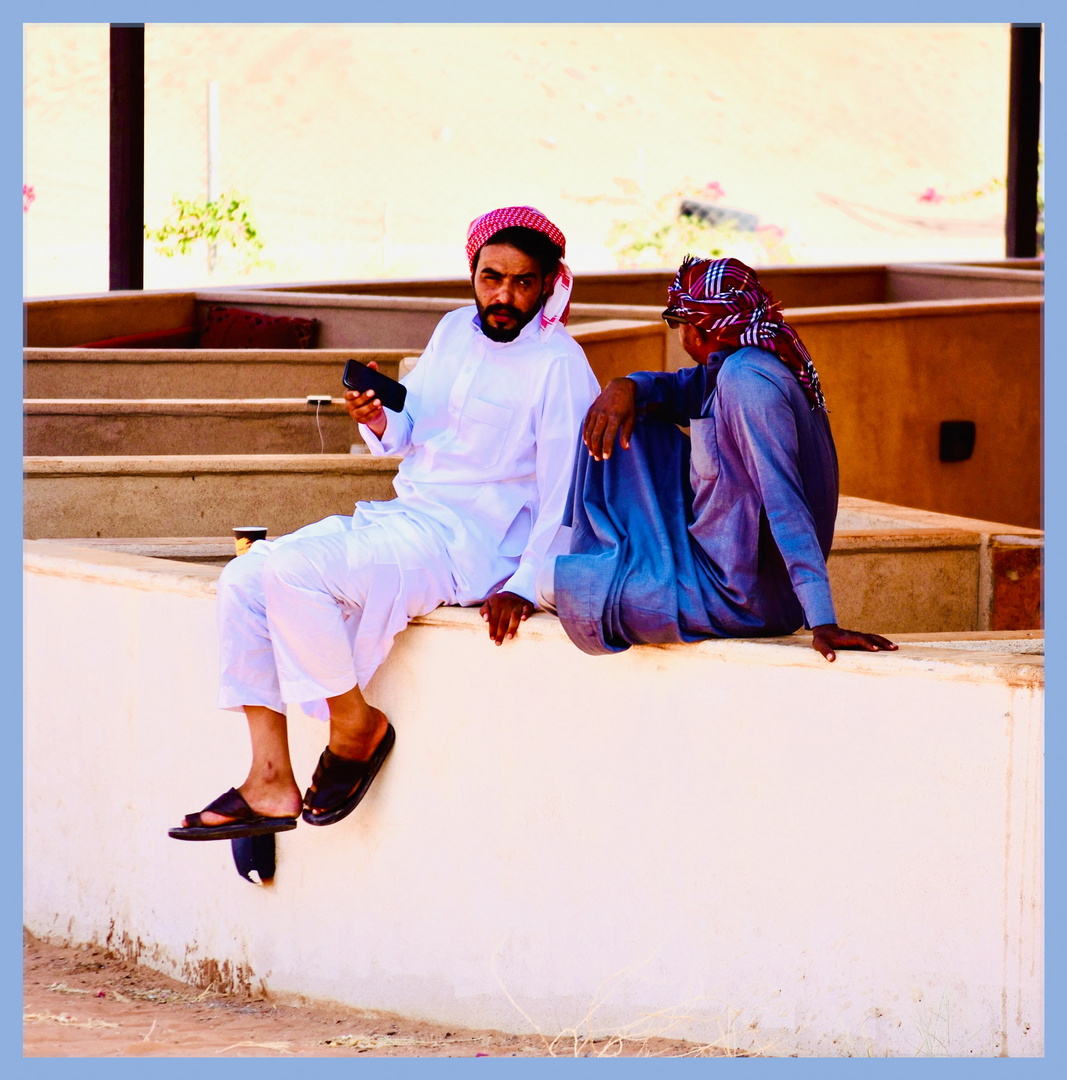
[663,256,826,410]
[466,206,572,340]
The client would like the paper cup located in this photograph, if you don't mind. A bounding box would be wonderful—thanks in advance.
[233,526,268,556]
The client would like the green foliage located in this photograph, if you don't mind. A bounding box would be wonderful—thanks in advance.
[941,177,1005,205]
[607,182,794,269]
[144,192,267,271]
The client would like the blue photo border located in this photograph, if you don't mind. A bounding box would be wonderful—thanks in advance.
[7,1,1058,1074]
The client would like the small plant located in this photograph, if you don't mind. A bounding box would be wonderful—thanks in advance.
[607,180,794,269]
[144,191,267,272]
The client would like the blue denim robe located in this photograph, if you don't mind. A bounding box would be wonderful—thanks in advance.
[554,346,839,655]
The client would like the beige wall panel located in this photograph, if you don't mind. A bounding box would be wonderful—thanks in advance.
[798,306,1041,528]
[570,321,667,385]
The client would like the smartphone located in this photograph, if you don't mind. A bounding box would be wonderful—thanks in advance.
[342,359,407,413]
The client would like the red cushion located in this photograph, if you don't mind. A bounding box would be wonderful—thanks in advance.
[197,306,319,349]
[79,326,197,349]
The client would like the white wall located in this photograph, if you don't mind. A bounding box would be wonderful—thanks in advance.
[23,542,1043,1056]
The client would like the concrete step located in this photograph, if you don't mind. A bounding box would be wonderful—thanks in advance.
[23,328,668,408]
[23,454,400,539]
[23,348,409,399]
[24,399,366,456]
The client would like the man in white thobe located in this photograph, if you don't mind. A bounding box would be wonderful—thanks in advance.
[171,206,599,841]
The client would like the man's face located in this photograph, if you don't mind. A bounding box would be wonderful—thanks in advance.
[473,243,545,342]
[676,322,723,366]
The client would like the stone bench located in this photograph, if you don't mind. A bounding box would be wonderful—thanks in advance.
[23,539,1043,1056]
[27,496,1042,634]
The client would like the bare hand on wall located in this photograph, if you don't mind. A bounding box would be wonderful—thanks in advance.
[480,591,535,645]
[811,623,898,663]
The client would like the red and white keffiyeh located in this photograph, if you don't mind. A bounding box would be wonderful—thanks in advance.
[466,206,572,340]
[663,256,826,410]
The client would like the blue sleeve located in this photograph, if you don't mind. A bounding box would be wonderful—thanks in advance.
[716,360,837,628]
[626,365,706,425]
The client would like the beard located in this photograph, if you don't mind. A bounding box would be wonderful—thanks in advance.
[476,299,542,343]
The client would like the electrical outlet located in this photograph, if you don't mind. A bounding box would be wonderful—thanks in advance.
[306,395,332,406]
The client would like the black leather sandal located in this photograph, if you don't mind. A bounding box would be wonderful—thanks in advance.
[168,787,299,841]
[302,723,396,827]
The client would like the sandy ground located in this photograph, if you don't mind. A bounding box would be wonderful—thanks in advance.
[24,931,737,1059]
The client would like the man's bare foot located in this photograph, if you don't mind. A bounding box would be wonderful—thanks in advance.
[303,714,396,825]
[328,706,389,762]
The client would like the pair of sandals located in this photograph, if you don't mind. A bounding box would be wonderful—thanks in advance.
[168,723,396,841]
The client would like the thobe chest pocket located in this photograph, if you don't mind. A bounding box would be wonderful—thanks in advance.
[459,396,513,466]
[689,416,720,483]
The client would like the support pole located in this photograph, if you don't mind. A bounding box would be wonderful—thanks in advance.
[1005,24,1042,258]
[109,24,145,291]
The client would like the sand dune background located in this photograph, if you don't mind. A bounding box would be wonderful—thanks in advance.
[24,23,1018,296]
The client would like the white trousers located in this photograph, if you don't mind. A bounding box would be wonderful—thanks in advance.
[217,510,456,721]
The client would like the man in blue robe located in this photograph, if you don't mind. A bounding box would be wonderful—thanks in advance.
[549,256,895,662]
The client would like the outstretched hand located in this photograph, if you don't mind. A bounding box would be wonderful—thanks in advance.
[480,590,535,645]
[583,378,637,461]
[343,360,388,438]
[811,623,898,663]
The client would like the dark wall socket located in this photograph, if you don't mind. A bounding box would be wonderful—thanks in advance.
[940,420,976,462]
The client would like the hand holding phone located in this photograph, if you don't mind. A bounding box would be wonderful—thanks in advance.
[342,359,407,412]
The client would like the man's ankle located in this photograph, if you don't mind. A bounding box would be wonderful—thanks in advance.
[329,712,387,759]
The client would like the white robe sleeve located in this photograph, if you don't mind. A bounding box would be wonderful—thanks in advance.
[499,352,599,605]
[359,336,434,456]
